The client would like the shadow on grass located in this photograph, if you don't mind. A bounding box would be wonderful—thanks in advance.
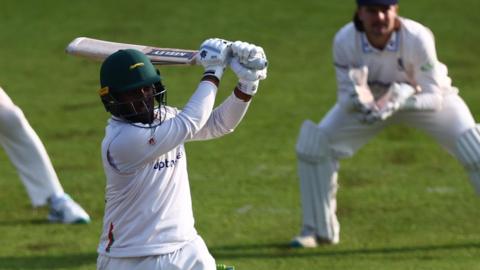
[2,242,478,268]
[210,241,480,259]
[0,219,51,226]
[0,253,97,269]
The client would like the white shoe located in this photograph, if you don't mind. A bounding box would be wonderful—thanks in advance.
[290,235,319,248]
[48,194,91,224]
[290,235,337,248]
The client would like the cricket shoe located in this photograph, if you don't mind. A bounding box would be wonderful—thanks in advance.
[289,235,337,248]
[48,194,91,224]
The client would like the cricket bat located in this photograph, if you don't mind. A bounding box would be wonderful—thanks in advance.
[65,37,267,70]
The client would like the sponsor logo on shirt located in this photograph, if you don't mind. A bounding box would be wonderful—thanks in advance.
[153,151,183,171]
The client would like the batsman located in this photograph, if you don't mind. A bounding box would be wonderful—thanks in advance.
[291,0,480,247]
[95,38,267,270]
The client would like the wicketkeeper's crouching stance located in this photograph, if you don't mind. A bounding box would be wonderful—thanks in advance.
[291,0,480,248]
[95,38,267,270]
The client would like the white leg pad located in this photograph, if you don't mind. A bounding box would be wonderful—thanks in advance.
[296,120,340,244]
[456,125,480,194]
[296,120,330,162]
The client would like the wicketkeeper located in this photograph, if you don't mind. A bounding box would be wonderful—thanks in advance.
[291,0,480,248]
[95,38,267,270]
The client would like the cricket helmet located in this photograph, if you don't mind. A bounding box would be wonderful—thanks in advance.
[99,49,166,124]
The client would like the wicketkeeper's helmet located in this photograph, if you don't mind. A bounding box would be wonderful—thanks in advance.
[98,49,166,125]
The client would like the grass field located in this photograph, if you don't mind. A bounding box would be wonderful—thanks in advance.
[0,0,480,269]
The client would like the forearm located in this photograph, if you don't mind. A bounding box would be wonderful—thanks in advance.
[190,90,251,141]
[402,92,443,111]
[336,66,374,113]
[336,68,357,111]
[177,80,218,134]
[338,87,356,112]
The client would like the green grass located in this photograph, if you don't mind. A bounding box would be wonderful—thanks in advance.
[0,0,480,269]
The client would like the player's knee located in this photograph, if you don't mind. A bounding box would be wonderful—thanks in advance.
[296,120,332,163]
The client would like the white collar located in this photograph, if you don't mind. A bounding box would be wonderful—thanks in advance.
[361,31,399,53]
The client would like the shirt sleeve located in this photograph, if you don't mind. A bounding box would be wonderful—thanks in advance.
[107,80,218,172]
[188,93,251,141]
[407,26,451,110]
[333,31,357,112]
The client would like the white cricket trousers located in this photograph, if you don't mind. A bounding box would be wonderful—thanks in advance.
[0,87,63,206]
[97,236,216,270]
[299,92,477,243]
[321,93,476,158]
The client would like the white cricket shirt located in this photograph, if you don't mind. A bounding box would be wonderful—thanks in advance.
[334,17,457,111]
[97,81,250,257]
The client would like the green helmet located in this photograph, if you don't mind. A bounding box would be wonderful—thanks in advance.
[98,49,166,125]
[100,49,160,92]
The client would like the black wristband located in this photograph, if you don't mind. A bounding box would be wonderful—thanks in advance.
[234,87,252,102]
[201,75,220,87]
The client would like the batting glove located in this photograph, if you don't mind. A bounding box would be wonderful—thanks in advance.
[198,38,231,80]
[230,57,267,96]
[231,41,267,70]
